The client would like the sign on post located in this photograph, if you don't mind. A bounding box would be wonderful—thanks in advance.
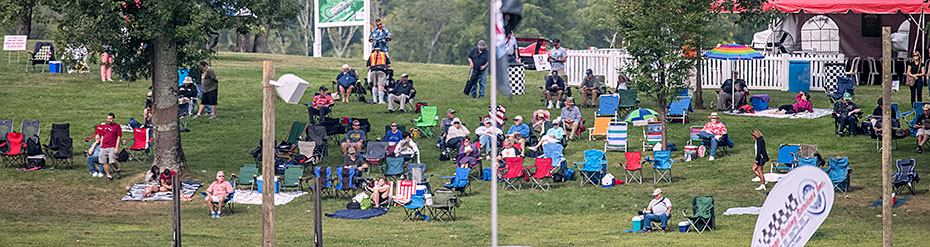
[4,35,27,51]
[751,166,835,247]
[313,0,370,57]
[533,54,551,71]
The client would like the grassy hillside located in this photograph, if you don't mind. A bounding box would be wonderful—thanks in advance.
[0,49,927,246]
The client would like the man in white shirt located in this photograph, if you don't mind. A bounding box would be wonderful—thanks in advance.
[643,188,672,233]
[475,118,502,155]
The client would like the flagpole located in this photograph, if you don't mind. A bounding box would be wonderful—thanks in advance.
[488,0,499,246]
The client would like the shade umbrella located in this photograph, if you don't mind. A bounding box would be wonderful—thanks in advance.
[624,108,660,123]
[702,44,765,111]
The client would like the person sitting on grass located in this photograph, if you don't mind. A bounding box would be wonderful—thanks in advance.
[144,169,177,197]
[385,122,403,144]
[643,188,672,233]
[144,165,160,185]
[444,118,470,151]
[913,104,930,153]
[341,120,366,155]
[370,177,391,207]
[395,132,419,161]
[528,119,564,151]
[205,171,234,218]
[506,115,530,156]
[455,138,480,168]
[475,118,502,156]
[86,136,104,177]
[698,112,727,161]
[775,92,812,114]
[832,93,861,136]
[336,64,358,103]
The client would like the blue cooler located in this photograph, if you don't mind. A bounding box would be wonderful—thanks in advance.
[631,216,644,231]
[679,221,690,232]
[750,94,769,110]
[256,176,280,194]
[49,61,62,73]
[415,185,427,196]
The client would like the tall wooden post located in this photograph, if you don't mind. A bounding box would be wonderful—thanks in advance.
[261,61,276,247]
[880,26,893,247]
[313,177,322,246]
[172,174,181,247]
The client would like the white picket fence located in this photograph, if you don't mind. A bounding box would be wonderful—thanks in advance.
[564,49,846,91]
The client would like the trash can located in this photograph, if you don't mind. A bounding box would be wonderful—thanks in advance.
[679,221,691,233]
[750,94,770,111]
[788,61,811,92]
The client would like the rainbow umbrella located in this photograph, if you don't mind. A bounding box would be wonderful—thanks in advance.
[703,44,764,110]
[624,108,660,123]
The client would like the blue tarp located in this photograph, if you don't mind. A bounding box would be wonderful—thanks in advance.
[326,208,389,220]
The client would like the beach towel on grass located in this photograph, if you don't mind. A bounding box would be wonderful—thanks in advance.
[121,181,202,202]
[229,189,307,205]
[326,208,389,220]
[752,173,786,183]
[868,197,910,208]
[723,206,762,215]
[724,108,832,119]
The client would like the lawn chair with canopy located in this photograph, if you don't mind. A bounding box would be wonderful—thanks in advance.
[500,157,526,191]
[893,159,919,195]
[230,164,259,190]
[440,166,471,196]
[826,157,851,194]
[621,151,643,184]
[681,196,715,234]
[528,157,555,190]
[412,106,439,138]
[645,150,674,184]
[574,149,607,187]
[428,189,461,222]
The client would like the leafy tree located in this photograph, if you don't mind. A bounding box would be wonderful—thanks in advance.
[0,0,56,37]
[385,0,457,63]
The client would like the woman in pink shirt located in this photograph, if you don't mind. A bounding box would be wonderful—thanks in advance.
[776,92,812,114]
[205,171,234,218]
[307,86,334,125]
[698,113,728,161]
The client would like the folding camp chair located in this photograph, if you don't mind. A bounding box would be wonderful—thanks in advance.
[574,149,607,187]
[412,106,439,138]
[44,123,73,169]
[306,125,329,160]
[622,152,643,184]
[893,159,919,195]
[296,141,319,165]
[440,166,471,196]
[528,158,555,190]
[428,189,461,222]
[681,196,715,233]
[406,163,431,194]
[588,117,612,141]
[309,166,334,197]
[0,119,12,143]
[824,77,855,103]
[21,120,40,143]
[284,121,309,145]
[333,167,359,197]
[402,195,428,221]
[383,156,406,178]
[366,142,389,172]
[230,164,259,190]
[643,122,663,150]
[646,150,674,184]
[393,179,417,205]
[770,144,800,173]
[826,157,851,194]
[617,89,639,116]
[500,157,526,191]
[687,126,701,146]
[125,128,152,164]
[201,181,236,216]
[282,165,308,192]
[666,97,692,123]
[540,143,566,169]
[0,132,25,167]
[604,122,628,152]
[596,95,620,119]
[320,117,346,144]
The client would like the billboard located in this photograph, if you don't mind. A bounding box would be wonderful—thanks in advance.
[317,0,366,27]
[751,166,835,247]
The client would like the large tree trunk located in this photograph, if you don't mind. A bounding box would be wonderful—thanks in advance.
[252,20,270,53]
[15,1,34,37]
[235,19,251,52]
[150,37,187,172]
[694,49,705,109]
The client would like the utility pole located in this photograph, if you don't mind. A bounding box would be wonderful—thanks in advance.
[880,26,893,247]
[261,61,276,247]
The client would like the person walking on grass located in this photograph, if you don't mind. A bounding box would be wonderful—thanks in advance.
[98,113,122,180]
[205,171,234,218]
[751,129,768,191]
[196,61,219,119]
[465,40,489,98]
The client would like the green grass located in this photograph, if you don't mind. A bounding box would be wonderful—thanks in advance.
[0,48,928,246]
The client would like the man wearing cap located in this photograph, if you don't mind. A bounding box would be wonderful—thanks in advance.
[438,109,456,147]
[716,71,749,111]
[388,73,415,113]
[560,97,582,141]
[466,40,490,98]
[832,92,861,136]
[643,188,672,233]
[579,69,602,107]
[475,118,503,155]
[205,171,234,218]
[506,116,530,156]
[547,39,568,77]
[545,70,566,109]
[914,104,930,152]
[307,86,334,125]
[367,47,391,104]
[342,120,367,155]
[343,146,367,173]
[444,118,471,151]
[698,113,727,161]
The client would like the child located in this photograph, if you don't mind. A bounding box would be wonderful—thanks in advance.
[751,129,768,191]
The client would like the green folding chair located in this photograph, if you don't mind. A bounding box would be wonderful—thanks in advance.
[231,164,259,190]
[428,189,461,222]
[281,166,307,191]
[681,196,715,233]
[285,121,309,144]
[413,106,438,137]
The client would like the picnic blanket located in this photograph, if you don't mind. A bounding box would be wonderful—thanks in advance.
[868,197,911,208]
[752,173,786,183]
[723,206,762,215]
[121,181,202,202]
[326,208,389,220]
[229,189,307,206]
[723,108,832,119]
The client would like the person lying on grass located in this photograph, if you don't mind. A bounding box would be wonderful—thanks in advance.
[775,92,812,114]
[205,171,234,218]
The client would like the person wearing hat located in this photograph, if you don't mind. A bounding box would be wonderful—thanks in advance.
[831,92,861,136]
[306,86,334,125]
[367,46,391,104]
[204,171,234,218]
[475,117,503,155]
[579,69,602,107]
[444,118,471,150]
[342,120,367,156]
[388,73,415,113]
[698,112,728,161]
[437,109,457,148]
[545,70,566,109]
[506,115,530,156]
[336,64,359,103]
[547,38,568,77]
[466,40,490,98]
[528,118,564,151]
[560,97,582,140]
[914,103,930,152]
[342,146,367,174]
[643,188,672,233]
[716,71,749,111]
[179,76,198,99]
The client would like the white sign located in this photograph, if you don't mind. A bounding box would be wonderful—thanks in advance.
[4,35,27,51]
[752,166,834,247]
[533,54,551,71]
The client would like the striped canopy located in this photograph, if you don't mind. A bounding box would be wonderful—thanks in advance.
[624,108,660,123]
[702,44,764,60]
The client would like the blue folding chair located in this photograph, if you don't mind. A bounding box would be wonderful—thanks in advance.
[574,149,607,187]
[666,97,692,123]
[893,159,919,195]
[645,150,674,184]
[797,157,818,167]
[598,95,620,118]
[826,157,851,194]
[770,144,800,173]
[541,142,566,169]
[403,195,428,221]
[333,167,356,198]
[440,166,471,196]
[310,166,333,197]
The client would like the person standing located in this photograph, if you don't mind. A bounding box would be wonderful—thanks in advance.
[643,188,672,233]
[466,40,489,98]
[100,51,113,81]
[906,52,925,104]
[498,31,520,64]
[98,113,122,180]
[367,48,391,104]
[196,61,219,119]
[751,129,768,191]
[548,39,568,76]
[369,19,392,55]
[307,86,334,125]
[579,69,601,108]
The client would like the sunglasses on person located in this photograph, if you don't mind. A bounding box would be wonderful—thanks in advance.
[353,124,360,126]
[391,125,397,127]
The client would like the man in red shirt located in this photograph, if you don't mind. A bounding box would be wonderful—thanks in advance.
[98,113,123,180]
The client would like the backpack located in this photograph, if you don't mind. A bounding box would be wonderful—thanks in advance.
[439,148,450,161]
[346,201,361,209]
[360,198,373,210]
[25,138,42,156]
[564,166,575,181]
[25,157,45,170]
[117,149,130,162]
[415,102,428,113]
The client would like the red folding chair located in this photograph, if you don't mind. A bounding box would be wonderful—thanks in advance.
[622,152,643,184]
[124,128,151,164]
[499,157,526,191]
[528,157,554,191]
[392,180,416,206]
[1,132,25,167]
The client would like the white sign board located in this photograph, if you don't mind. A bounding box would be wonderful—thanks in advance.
[752,166,834,247]
[4,35,27,51]
[533,54,551,71]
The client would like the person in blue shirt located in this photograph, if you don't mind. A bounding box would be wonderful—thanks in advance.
[369,19,392,54]
[336,64,358,103]
[384,122,403,144]
[506,115,529,156]
[528,119,564,151]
